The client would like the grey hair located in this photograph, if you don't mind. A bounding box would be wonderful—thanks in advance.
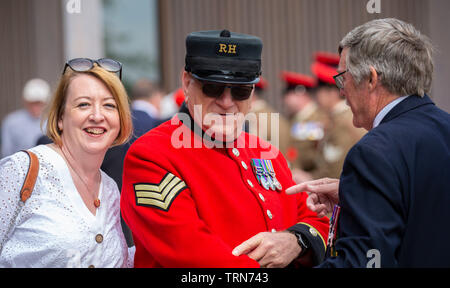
[339,18,434,97]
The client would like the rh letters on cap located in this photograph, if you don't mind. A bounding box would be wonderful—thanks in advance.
[217,43,238,56]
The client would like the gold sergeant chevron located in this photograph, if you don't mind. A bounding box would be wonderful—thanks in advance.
[134,173,187,211]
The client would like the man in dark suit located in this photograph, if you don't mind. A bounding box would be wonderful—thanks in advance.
[102,79,165,189]
[287,18,450,267]
[101,79,165,246]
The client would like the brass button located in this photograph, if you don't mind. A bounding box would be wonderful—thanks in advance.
[271,229,277,233]
[267,210,273,220]
[309,227,318,237]
[247,179,254,188]
[88,265,95,268]
[259,193,265,202]
[241,161,248,170]
[95,234,103,243]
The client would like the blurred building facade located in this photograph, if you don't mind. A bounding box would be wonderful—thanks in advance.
[1,0,449,123]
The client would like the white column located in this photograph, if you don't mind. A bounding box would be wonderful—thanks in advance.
[62,0,104,60]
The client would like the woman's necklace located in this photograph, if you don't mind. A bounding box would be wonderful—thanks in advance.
[60,146,101,209]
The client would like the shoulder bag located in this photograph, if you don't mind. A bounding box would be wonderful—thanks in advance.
[0,150,39,253]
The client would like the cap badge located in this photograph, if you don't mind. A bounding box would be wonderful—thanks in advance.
[250,159,282,191]
[217,43,238,55]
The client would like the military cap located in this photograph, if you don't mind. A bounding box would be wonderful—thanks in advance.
[185,29,262,84]
[313,51,340,67]
[311,62,337,86]
[280,71,317,92]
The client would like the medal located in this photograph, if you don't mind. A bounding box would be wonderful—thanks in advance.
[261,160,275,191]
[251,159,267,190]
[326,205,341,258]
[251,159,282,191]
[260,174,270,190]
[263,159,282,191]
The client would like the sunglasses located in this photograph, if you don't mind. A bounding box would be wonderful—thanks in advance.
[63,58,122,80]
[197,80,254,101]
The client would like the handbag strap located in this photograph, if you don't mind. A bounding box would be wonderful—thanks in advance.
[19,150,39,203]
[0,150,39,254]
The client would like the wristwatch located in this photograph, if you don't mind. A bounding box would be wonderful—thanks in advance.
[290,231,310,257]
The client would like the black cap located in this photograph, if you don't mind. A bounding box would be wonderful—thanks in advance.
[185,29,262,84]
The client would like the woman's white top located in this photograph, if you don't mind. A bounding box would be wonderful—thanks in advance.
[0,145,134,267]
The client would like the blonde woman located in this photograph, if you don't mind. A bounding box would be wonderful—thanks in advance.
[0,58,134,267]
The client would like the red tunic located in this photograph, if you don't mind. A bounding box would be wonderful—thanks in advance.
[121,114,329,267]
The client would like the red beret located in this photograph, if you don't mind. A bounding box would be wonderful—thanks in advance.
[311,62,337,86]
[286,146,299,162]
[314,51,340,67]
[174,88,185,107]
[280,71,317,89]
[255,76,268,90]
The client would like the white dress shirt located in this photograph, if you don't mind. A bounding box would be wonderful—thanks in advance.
[372,95,410,129]
[0,145,134,267]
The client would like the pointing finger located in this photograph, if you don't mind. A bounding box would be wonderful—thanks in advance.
[306,182,339,196]
[285,183,307,195]
[286,178,339,195]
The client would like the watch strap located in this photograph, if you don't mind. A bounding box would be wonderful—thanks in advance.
[290,230,310,257]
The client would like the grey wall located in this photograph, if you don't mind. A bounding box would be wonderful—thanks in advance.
[0,0,64,121]
[429,0,450,112]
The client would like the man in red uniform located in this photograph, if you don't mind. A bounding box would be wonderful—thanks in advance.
[121,29,329,268]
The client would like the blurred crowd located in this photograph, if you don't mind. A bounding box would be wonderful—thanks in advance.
[244,51,365,184]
